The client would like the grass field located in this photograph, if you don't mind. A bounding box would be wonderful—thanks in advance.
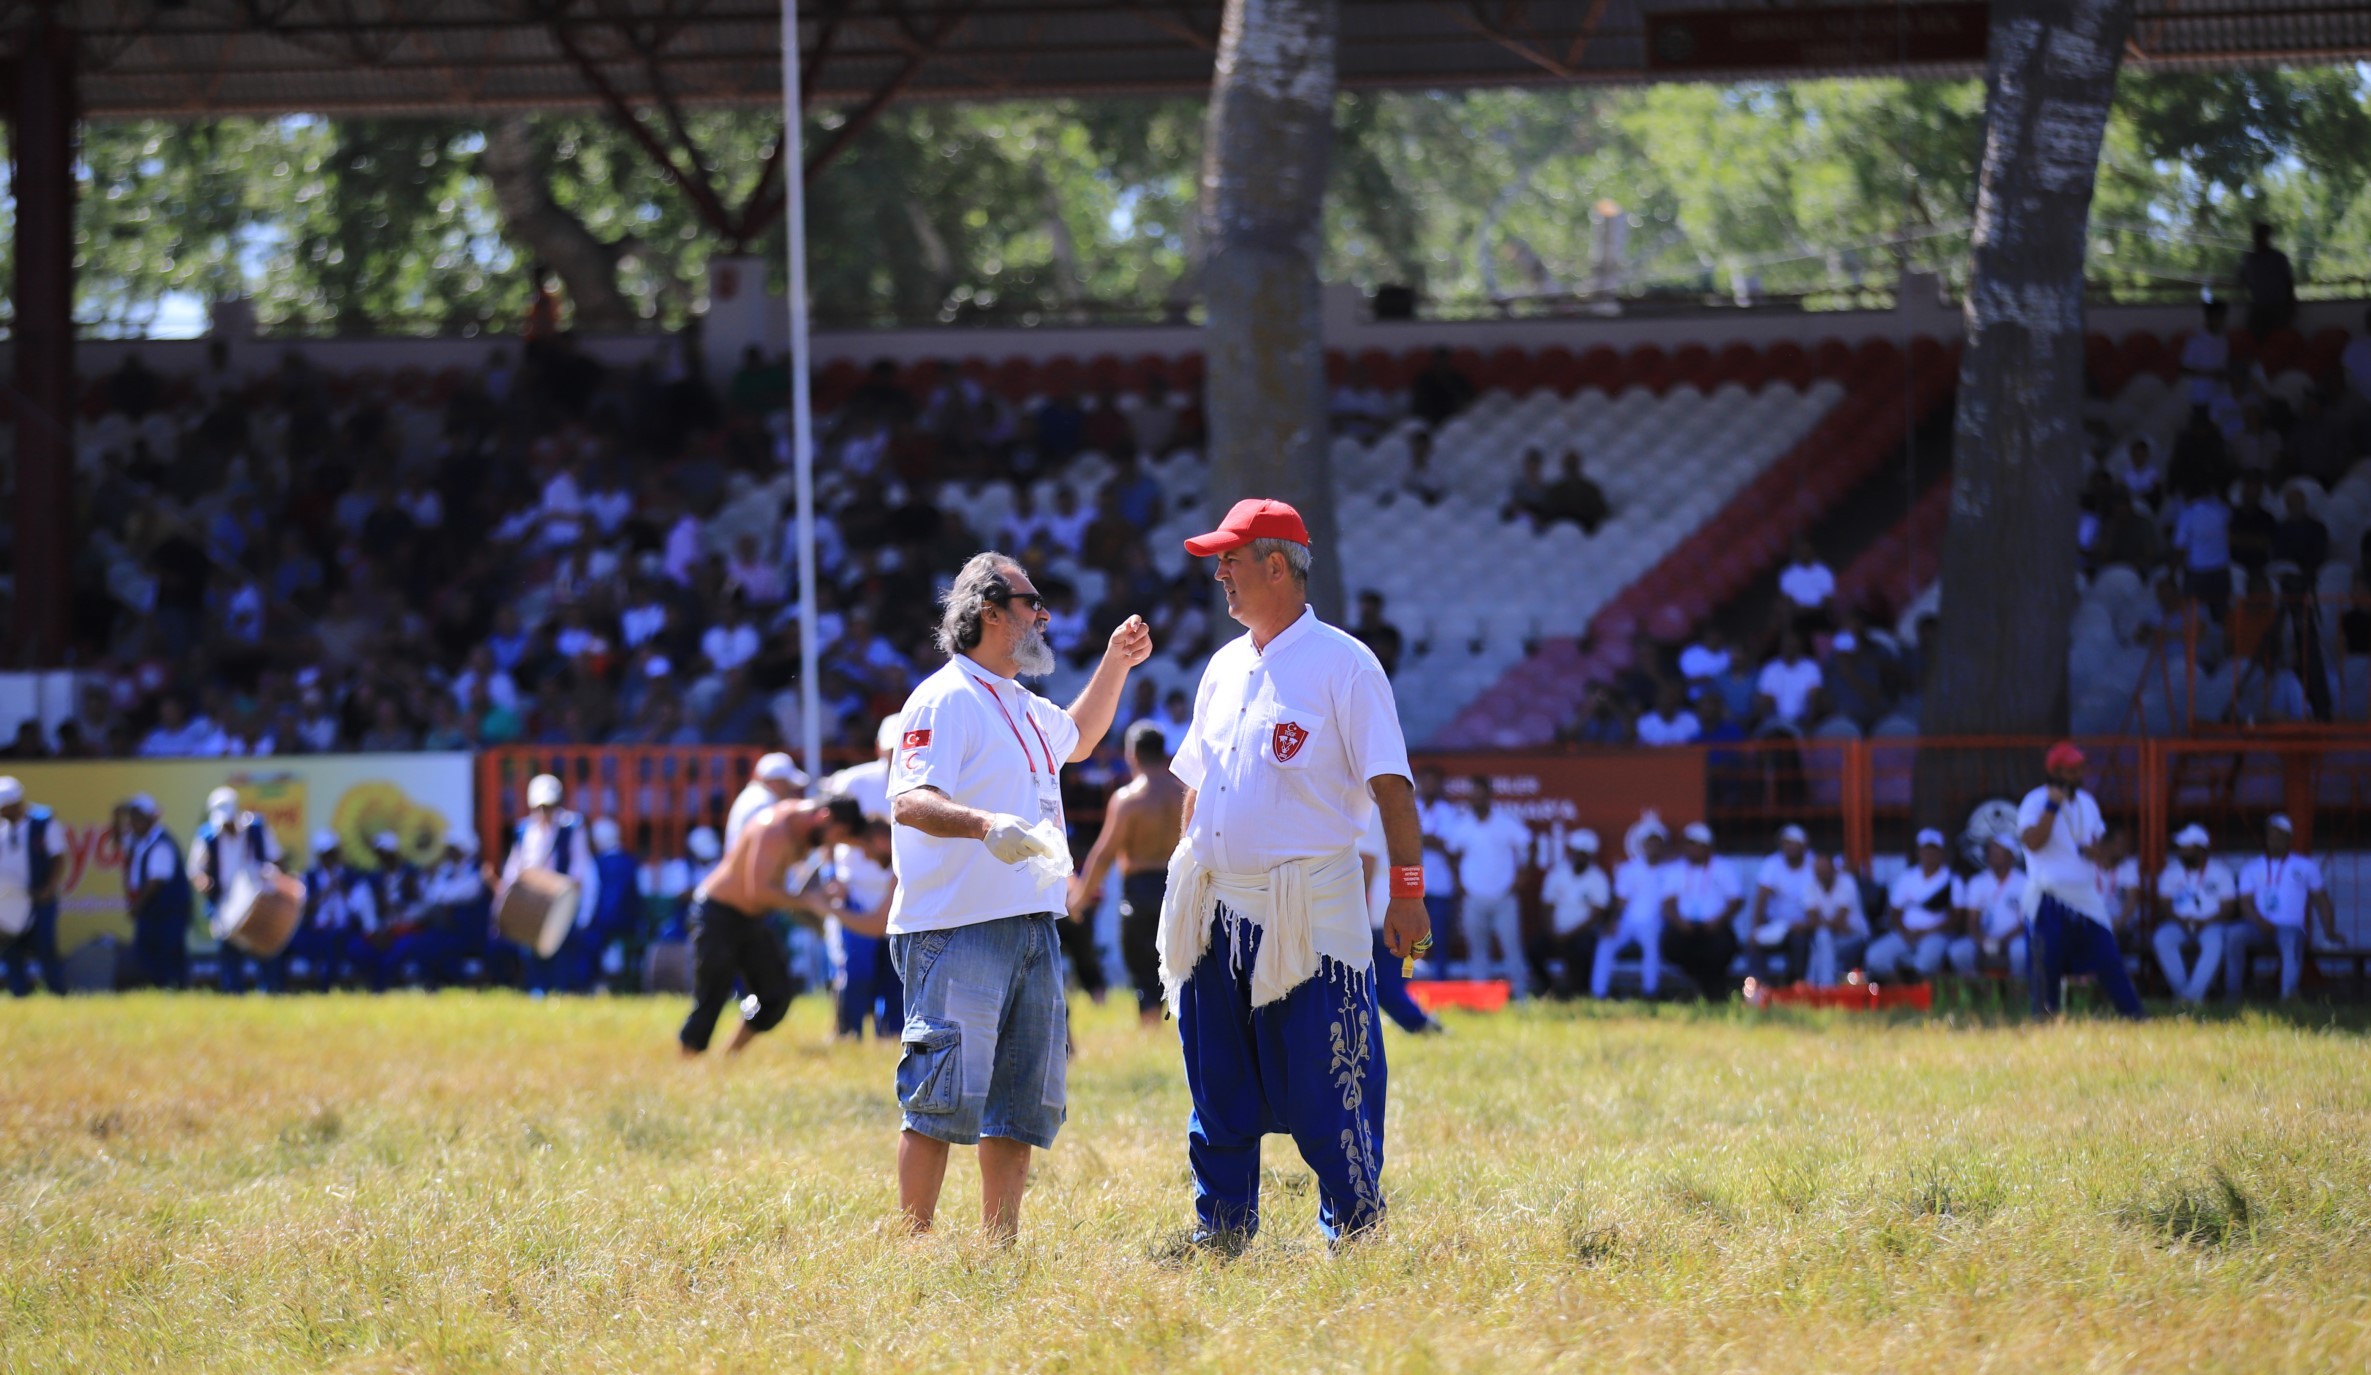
[5,994,2371,1374]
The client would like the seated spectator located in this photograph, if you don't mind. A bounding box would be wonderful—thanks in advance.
[1821,612,1898,730]
[1540,829,1611,999]
[1746,824,1813,984]
[1777,541,1836,631]
[1538,449,1610,534]
[1157,688,1193,737]
[1693,690,1746,746]
[2271,487,2329,571]
[1079,486,1140,574]
[1865,829,1961,982]
[1398,430,1448,507]
[998,486,1049,553]
[2113,435,2164,509]
[1080,384,1138,457]
[1591,817,1670,1000]
[700,605,762,675]
[2154,823,2237,1004]
[1634,683,1701,747]
[1798,850,1868,988]
[1106,451,1165,530]
[1754,631,1825,728]
[1659,822,1741,1001]
[1033,391,1086,464]
[2171,484,2235,619]
[2180,299,2233,409]
[724,534,786,608]
[1147,583,1211,666]
[2088,484,2163,573]
[138,697,229,757]
[1564,684,1634,746]
[1122,372,1182,458]
[1350,591,1405,677]
[1502,448,1552,526]
[1409,346,1476,427]
[2230,813,2337,1002]
[1950,835,2027,978]
[1041,483,1095,555]
[2236,221,2297,339]
[2229,402,2282,476]
[1045,583,1089,664]
[1678,626,1733,683]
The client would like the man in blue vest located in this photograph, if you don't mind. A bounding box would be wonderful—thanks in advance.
[0,777,69,996]
[588,817,644,993]
[426,827,491,985]
[190,786,288,993]
[496,774,600,994]
[122,794,194,990]
[290,829,381,989]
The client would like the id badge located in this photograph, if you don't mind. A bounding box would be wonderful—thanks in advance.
[1036,772,1063,826]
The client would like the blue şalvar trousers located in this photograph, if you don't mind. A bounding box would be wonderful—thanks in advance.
[1178,902,1388,1241]
[2029,892,2146,1019]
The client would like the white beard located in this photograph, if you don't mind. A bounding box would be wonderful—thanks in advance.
[1013,622,1057,677]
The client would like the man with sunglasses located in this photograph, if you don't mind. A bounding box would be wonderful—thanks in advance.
[885,551,1151,1244]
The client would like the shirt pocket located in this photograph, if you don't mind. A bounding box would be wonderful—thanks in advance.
[1262,702,1328,770]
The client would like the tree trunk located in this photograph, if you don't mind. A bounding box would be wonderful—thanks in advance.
[483,117,638,331]
[1918,0,2134,825]
[1199,0,1343,621]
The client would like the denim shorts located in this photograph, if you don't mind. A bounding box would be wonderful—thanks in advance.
[890,913,1068,1150]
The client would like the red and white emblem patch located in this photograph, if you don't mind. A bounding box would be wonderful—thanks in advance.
[902,729,932,750]
[1272,721,1310,762]
[902,728,931,773]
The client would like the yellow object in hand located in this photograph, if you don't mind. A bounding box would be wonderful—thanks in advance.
[1404,934,1433,981]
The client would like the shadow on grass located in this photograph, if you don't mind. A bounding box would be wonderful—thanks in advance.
[2119,1168,2258,1248]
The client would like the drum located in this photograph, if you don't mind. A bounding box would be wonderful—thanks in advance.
[222,867,306,958]
[497,868,580,959]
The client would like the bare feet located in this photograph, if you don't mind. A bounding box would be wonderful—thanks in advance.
[726,1022,758,1054]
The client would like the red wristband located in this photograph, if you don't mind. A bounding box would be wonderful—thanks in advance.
[1390,866,1425,899]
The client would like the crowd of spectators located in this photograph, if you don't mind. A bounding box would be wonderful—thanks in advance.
[3,337,1229,764]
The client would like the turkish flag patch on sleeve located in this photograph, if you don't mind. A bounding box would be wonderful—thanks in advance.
[902,729,932,750]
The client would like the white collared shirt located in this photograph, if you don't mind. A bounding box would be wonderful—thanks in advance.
[1888,864,1963,934]
[1804,872,1868,939]
[887,655,1082,933]
[2237,852,2323,929]
[1668,857,1742,924]
[2017,785,2108,921]
[1754,852,1814,925]
[1416,797,1461,892]
[1541,860,1611,936]
[1171,606,1411,877]
[1614,857,1673,929]
[189,815,283,900]
[0,812,67,936]
[1962,867,2028,940]
[2158,858,2237,924]
[1447,805,1531,900]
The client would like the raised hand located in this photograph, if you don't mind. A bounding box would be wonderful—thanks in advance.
[1105,614,1154,669]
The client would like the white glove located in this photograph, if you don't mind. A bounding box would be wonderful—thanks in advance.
[982,814,1041,864]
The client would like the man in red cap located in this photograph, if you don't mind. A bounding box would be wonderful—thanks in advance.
[1155,498,1430,1254]
[2015,741,2145,1018]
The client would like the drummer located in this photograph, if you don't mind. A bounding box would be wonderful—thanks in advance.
[729,753,809,847]
[190,787,287,994]
[494,773,601,994]
[370,831,438,991]
[292,829,380,989]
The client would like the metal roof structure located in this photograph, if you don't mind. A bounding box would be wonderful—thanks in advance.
[4,0,2369,121]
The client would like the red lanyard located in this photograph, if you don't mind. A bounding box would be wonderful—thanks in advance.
[970,675,1056,775]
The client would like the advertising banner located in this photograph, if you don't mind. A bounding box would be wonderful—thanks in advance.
[6,754,474,952]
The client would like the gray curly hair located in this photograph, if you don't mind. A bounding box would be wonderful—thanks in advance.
[935,552,1027,657]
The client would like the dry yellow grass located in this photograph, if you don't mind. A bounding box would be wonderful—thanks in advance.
[4,993,2370,1373]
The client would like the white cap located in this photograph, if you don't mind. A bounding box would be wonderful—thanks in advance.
[527,774,564,808]
[687,826,721,861]
[0,777,21,807]
[312,828,341,855]
[592,817,622,852]
[126,793,159,816]
[875,711,907,753]
[2267,813,2293,833]
[1916,827,1946,849]
[754,753,808,787]
[207,786,240,819]
[444,826,478,853]
[1777,824,1807,845]
[2174,823,2211,849]
[372,831,400,851]
[1682,821,1713,845]
[1566,829,1599,854]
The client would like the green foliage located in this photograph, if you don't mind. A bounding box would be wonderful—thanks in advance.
[30,65,2371,335]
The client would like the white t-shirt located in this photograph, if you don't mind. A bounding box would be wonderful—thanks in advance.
[2237,853,2324,929]
[1448,806,1532,901]
[1778,560,1836,609]
[1887,865,1963,935]
[1678,643,1732,681]
[1962,867,2028,941]
[1757,657,1825,722]
[1172,607,1412,877]
[1417,798,1461,893]
[834,844,895,914]
[2016,785,2108,923]
[1635,710,1701,747]
[887,656,1082,933]
[1804,871,1868,940]
[1667,857,1741,925]
[1541,861,1612,936]
[824,758,893,823]
[2158,858,2238,926]
[1753,852,1814,926]
[1614,857,1673,930]
[0,811,68,936]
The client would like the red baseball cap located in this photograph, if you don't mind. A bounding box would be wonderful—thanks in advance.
[1182,498,1310,557]
[2045,740,2086,771]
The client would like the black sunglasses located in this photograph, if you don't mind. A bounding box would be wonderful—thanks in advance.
[995,591,1048,613]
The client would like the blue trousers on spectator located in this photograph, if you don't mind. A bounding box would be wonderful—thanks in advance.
[835,930,904,1038]
[133,913,189,990]
[1179,904,1389,1242]
[218,943,289,993]
[2029,893,2145,1019]
[1370,928,1434,1033]
[1422,894,1456,975]
[525,925,596,994]
[379,929,454,990]
[288,928,379,989]
[3,902,66,996]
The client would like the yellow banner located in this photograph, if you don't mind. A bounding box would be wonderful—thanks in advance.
[6,754,474,952]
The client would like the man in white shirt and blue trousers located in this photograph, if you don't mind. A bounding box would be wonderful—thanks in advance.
[886,552,1151,1243]
[122,794,194,990]
[1158,499,1432,1255]
[191,787,286,993]
[2017,742,2145,1019]
[0,777,69,996]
